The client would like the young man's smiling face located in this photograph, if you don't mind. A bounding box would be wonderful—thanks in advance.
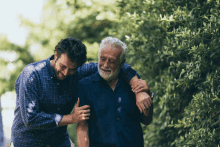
[52,51,78,80]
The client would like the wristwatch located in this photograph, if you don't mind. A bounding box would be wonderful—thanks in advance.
[151,92,154,100]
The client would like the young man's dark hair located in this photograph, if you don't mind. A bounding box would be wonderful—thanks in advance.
[55,37,87,67]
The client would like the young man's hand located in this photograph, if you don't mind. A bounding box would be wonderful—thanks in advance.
[70,98,90,123]
[131,79,149,94]
[58,98,90,127]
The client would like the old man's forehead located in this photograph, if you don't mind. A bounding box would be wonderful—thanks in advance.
[101,43,123,51]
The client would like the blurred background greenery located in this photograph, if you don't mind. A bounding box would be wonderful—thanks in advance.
[0,0,220,146]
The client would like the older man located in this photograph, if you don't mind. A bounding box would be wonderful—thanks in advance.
[76,37,153,147]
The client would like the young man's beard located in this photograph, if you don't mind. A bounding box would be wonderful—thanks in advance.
[54,59,66,81]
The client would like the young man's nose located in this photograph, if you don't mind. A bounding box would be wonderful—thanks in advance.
[63,68,69,76]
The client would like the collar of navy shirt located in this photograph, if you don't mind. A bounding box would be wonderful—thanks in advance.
[47,55,56,79]
[92,71,124,91]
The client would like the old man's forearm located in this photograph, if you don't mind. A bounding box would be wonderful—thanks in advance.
[77,122,89,147]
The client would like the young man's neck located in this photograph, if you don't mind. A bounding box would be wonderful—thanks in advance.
[50,56,58,70]
[50,58,55,68]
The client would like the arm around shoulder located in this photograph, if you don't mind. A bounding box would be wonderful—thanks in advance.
[121,63,140,83]
[76,62,98,80]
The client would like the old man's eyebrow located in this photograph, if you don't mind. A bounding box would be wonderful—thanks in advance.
[100,56,117,61]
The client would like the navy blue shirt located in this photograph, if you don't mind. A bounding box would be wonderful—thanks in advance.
[77,72,144,147]
[11,55,138,147]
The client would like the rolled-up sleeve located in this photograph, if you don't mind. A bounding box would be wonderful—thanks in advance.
[19,67,63,130]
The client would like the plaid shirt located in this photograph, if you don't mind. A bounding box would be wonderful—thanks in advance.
[11,55,137,147]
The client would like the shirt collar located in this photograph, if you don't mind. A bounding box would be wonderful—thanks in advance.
[46,55,57,80]
[92,71,101,82]
[92,70,123,89]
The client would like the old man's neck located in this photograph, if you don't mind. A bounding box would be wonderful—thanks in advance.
[106,78,119,91]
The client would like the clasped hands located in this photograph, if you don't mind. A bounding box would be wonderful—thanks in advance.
[131,79,152,116]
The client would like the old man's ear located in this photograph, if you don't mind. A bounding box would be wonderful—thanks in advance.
[120,59,126,67]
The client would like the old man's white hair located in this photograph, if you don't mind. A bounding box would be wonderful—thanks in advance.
[99,37,127,63]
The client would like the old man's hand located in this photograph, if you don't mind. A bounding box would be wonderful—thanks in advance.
[129,77,151,116]
[136,92,152,116]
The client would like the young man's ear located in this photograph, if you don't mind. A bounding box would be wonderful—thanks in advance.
[54,51,58,60]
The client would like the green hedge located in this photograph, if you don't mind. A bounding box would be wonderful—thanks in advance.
[113,0,220,146]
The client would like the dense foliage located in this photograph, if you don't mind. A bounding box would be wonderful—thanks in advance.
[113,0,220,146]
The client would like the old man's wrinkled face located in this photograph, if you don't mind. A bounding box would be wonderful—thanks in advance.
[98,44,124,81]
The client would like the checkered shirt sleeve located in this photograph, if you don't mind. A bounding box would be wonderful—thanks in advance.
[17,66,62,130]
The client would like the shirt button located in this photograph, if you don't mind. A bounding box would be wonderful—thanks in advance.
[118,97,121,103]
[117,118,120,121]
[117,107,122,113]
[57,83,60,85]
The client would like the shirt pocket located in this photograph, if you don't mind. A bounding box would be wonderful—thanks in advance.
[122,96,137,116]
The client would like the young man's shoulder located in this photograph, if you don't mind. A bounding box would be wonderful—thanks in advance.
[20,58,49,81]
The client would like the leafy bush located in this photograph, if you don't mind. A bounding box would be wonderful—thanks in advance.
[113,0,220,146]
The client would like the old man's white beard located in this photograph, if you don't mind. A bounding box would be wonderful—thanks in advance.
[98,66,120,82]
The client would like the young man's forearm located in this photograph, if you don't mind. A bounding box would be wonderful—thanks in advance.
[58,98,90,127]
[58,115,73,127]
